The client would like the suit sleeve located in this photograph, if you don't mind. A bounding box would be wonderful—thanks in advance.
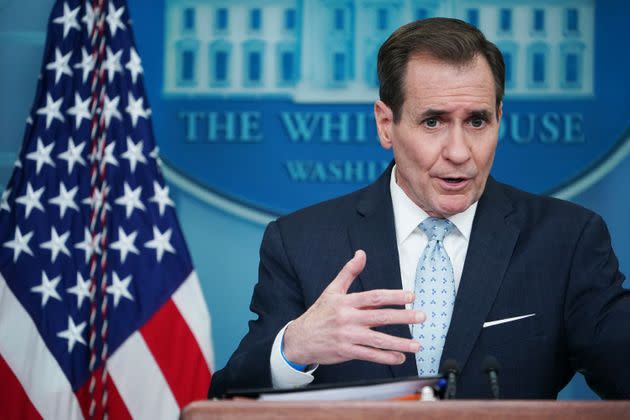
[564,213,630,398]
[208,220,308,398]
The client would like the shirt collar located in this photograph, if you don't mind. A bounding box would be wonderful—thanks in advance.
[390,165,478,246]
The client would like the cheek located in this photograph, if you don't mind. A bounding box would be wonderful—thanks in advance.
[407,154,436,182]
[392,129,443,176]
[406,143,440,171]
[472,142,497,172]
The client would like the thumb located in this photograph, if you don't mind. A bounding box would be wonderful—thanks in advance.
[328,250,366,294]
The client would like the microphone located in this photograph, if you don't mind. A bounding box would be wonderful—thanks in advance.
[482,355,501,399]
[441,359,459,400]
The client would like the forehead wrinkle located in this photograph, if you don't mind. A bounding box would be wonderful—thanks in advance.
[407,98,494,119]
[406,85,495,116]
[413,83,494,101]
[406,75,494,100]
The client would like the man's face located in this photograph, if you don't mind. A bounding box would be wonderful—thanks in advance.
[375,53,502,218]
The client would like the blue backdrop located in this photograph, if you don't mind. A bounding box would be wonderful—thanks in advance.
[1,0,629,399]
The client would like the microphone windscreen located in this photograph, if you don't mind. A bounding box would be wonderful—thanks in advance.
[482,355,500,373]
[441,358,459,374]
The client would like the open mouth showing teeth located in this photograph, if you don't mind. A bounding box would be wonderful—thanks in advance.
[444,178,465,183]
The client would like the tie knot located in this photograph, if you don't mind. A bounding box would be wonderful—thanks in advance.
[419,217,454,242]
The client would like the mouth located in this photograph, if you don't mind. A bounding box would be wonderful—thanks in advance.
[437,177,471,190]
[443,177,466,184]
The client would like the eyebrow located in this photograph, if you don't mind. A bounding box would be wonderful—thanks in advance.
[417,108,493,120]
[470,110,492,120]
[419,109,447,119]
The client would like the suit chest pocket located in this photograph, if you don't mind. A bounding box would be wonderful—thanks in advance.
[479,313,546,348]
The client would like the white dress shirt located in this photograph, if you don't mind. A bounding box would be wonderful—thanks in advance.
[390,166,477,306]
[270,165,478,388]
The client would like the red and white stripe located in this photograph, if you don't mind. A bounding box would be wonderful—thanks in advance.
[0,271,212,419]
[84,1,112,416]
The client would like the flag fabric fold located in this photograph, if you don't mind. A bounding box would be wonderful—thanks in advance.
[0,1,213,418]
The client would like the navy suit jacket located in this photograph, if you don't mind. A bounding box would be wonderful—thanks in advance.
[209,165,630,399]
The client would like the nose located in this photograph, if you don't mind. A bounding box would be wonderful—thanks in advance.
[442,125,471,164]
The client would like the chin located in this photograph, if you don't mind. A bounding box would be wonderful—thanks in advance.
[436,197,473,216]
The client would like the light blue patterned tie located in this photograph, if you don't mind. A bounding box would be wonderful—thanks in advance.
[412,217,455,376]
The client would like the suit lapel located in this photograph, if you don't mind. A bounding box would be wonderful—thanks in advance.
[348,164,417,378]
[440,178,520,372]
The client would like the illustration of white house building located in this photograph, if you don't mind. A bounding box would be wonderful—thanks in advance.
[163,0,594,101]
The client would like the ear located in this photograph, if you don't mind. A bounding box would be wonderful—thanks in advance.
[497,101,503,122]
[374,100,394,150]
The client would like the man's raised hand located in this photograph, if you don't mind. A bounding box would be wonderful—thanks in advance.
[282,250,425,366]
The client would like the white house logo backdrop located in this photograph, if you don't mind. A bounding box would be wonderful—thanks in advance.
[130,0,630,219]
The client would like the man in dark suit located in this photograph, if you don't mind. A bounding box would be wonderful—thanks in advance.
[208,18,630,399]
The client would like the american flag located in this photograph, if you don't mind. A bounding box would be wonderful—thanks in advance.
[0,1,213,418]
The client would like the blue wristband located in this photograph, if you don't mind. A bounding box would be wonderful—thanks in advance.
[281,338,308,371]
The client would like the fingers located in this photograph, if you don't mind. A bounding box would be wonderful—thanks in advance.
[360,329,421,354]
[327,250,366,294]
[349,346,407,365]
[345,289,415,309]
[341,328,421,365]
[354,308,425,327]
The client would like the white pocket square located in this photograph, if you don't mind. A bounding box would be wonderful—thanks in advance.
[483,313,536,328]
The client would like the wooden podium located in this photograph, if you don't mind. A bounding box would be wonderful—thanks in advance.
[181,400,630,420]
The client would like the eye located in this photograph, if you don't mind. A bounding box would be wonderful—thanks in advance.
[470,117,486,128]
[424,118,439,128]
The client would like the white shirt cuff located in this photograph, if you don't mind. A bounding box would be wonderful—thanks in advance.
[270,321,318,389]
